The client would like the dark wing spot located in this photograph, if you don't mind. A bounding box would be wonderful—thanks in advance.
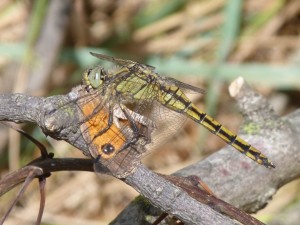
[101,143,115,155]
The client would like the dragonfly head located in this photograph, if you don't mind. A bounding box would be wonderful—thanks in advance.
[82,66,108,89]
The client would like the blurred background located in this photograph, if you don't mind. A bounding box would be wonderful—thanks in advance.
[0,0,300,224]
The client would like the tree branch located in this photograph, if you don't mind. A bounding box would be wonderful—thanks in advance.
[1,78,299,225]
[0,158,93,196]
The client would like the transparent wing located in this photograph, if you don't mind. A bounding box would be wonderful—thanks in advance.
[90,52,156,70]
[90,52,205,95]
[161,76,206,94]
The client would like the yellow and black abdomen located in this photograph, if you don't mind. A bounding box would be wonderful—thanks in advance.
[158,85,275,168]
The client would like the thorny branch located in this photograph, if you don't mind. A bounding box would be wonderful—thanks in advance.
[0,78,300,224]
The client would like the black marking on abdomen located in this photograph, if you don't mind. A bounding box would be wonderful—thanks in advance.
[218,129,237,144]
[234,139,251,151]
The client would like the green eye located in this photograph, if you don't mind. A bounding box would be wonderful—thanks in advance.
[88,67,103,88]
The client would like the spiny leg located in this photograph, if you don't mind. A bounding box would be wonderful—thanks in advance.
[118,104,143,151]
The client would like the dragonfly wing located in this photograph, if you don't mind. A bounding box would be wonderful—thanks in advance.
[90,52,156,70]
[146,101,189,151]
[77,86,155,177]
[90,52,129,65]
[113,104,156,129]
[162,76,206,94]
[90,52,203,94]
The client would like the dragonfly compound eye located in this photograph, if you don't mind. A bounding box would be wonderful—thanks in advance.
[101,143,115,155]
[88,67,105,88]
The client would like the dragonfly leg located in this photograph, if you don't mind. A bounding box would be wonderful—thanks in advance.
[118,104,144,151]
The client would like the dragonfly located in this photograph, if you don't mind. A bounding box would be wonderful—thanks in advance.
[82,52,275,169]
